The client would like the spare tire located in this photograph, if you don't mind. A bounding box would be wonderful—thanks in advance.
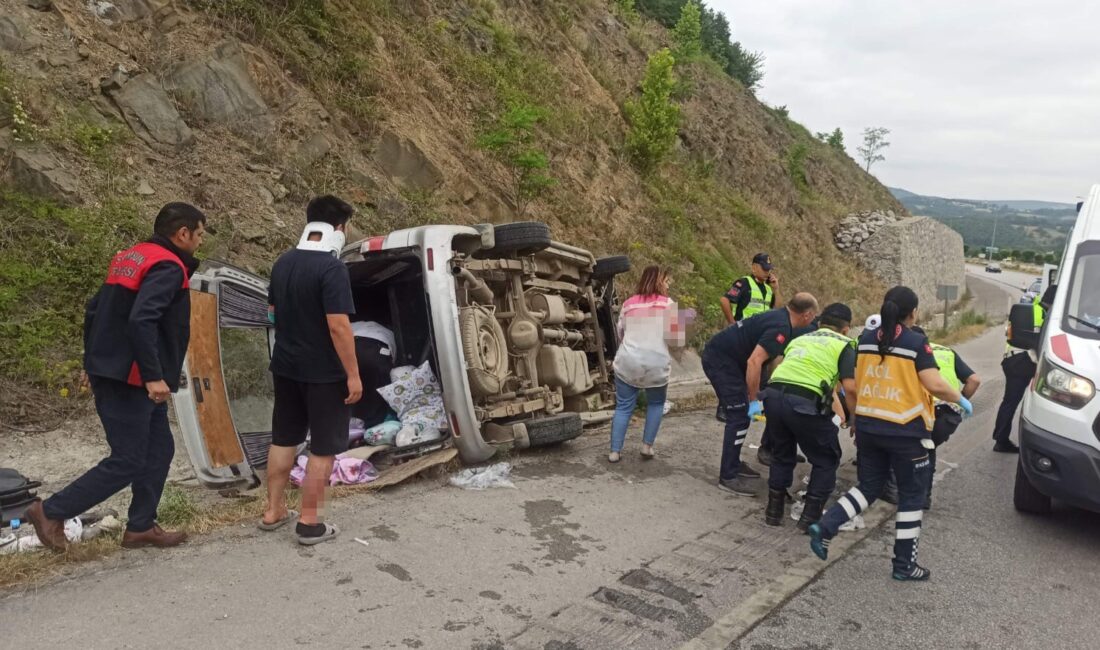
[593,255,631,279]
[460,307,509,398]
[487,221,552,256]
[525,412,583,447]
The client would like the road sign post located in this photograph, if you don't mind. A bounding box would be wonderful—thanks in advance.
[937,284,959,331]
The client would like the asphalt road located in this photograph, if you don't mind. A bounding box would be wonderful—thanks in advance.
[5,274,1083,650]
[737,275,1100,650]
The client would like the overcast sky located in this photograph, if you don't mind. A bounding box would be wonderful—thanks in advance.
[709,0,1100,203]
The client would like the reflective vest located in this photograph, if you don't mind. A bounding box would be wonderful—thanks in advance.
[1005,294,1045,356]
[741,275,774,320]
[106,242,190,292]
[770,329,853,397]
[930,342,963,413]
[855,339,936,432]
[930,344,960,392]
[104,243,189,385]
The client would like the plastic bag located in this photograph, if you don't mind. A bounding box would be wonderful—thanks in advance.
[839,515,866,532]
[449,462,516,490]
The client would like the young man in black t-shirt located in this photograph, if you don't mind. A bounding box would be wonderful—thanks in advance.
[261,196,362,545]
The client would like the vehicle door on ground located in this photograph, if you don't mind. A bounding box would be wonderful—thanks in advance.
[174,264,273,488]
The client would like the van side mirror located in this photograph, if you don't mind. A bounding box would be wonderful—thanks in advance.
[1008,303,1039,350]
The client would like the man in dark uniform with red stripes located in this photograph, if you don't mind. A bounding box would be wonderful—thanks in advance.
[26,203,207,551]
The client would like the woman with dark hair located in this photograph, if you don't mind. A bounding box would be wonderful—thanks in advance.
[608,266,689,463]
[807,286,973,581]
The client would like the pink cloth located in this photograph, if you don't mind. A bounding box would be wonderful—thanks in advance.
[289,453,379,486]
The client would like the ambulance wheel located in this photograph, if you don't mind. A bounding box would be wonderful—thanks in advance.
[1013,458,1051,515]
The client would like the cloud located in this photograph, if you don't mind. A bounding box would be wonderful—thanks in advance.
[707,0,1100,202]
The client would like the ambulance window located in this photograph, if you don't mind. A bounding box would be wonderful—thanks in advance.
[1063,244,1100,339]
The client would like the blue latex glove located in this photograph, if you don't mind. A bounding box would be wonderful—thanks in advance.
[958,396,973,417]
[747,400,764,419]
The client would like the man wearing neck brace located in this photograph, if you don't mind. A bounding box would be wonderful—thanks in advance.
[262,195,362,545]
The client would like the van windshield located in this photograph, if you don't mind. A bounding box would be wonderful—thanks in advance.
[1063,242,1100,338]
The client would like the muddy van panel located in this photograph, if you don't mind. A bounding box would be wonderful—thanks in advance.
[174,264,271,488]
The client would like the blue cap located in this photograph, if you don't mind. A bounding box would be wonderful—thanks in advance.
[752,253,773,271]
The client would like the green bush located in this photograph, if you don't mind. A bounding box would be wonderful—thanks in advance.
[0,192,147,386]
[625,49,681,173]
[476,104,557,218]
[672,1,703,59]
[786,142,809,195]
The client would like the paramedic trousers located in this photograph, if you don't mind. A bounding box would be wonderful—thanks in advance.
[819,431,933,573]
[702,350,751,481]
[43,377,174,533]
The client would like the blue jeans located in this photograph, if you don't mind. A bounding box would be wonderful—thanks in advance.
[610,378,667,452]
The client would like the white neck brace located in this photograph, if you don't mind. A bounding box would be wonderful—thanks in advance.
[296,222,346,257]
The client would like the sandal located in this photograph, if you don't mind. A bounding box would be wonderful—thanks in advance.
[641,447,656,460]
[608,452,621,464]
[258,509,298,531]
[297,522,340,546]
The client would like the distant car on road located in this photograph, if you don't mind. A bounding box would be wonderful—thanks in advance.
[985,262,1002,273]
[1020,278,1042,303]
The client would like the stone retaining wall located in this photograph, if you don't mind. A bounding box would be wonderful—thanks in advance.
[835,211,965,311]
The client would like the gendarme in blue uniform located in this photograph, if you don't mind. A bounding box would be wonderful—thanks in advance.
[705,308,793,369]
[703,308,795,482]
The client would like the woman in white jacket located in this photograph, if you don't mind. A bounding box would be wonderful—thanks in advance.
[609,266,689,462]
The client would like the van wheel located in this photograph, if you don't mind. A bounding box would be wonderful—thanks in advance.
[461,307,509,398]
[1013,458,1052,515]
[593,255,631,279]
[526,412,584,447]
[487,222,552,256]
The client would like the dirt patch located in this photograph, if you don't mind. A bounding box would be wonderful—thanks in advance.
[369,524,400,541]
[377,562,413,582]
[522,499,589,564]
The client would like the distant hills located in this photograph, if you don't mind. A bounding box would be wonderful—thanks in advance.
[889,187,1076,255]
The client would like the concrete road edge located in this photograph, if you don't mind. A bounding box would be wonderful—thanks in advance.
[677,501,895,650]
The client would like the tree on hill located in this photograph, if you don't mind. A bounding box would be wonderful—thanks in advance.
[857,126,890,172]
[673,1,703,59]
[625,48,681,172]
[816,128,845,153]
[636,0,765,91]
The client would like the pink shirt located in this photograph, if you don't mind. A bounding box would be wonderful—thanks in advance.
[613,294,686,388]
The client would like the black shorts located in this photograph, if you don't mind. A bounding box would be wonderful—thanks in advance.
[272,375,350,457]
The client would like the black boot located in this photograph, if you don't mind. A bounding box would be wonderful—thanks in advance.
[765,489,786,526]
[796,496,826,532]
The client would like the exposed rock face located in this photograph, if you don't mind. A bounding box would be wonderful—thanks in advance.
[163,40,271,133]
[835,211,965,311]
[0,16,39,52]
[106,73,194,149]
[374,129,443,191]
[6,147,81,202]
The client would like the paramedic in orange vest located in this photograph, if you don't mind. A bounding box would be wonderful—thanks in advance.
[27,203,207,552]
[807,286,973,582]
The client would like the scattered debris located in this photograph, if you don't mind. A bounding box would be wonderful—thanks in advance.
[450,463,516,490]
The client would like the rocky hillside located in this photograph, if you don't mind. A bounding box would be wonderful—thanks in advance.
[0,0,902,400]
